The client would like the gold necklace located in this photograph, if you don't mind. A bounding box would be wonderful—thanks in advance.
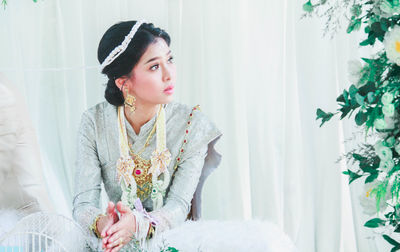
[127,105,162,200]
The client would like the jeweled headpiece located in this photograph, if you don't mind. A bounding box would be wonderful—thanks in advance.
[101,20,146,70]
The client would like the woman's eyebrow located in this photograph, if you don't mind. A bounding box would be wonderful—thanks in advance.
[145,50,172,64]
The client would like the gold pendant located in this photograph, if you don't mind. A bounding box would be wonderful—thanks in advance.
[130,152,153,201]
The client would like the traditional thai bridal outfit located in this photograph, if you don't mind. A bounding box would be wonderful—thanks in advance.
[72,100,298,252]
[72,100,222,251]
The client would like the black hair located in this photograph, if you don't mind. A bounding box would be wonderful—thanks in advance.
[97,21,171,106]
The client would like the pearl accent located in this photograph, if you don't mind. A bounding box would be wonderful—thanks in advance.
[101,20,146,70]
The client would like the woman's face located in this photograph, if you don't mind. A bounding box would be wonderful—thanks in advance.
[125,38,176,106]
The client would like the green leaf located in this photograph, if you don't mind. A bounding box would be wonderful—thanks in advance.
[355,93,365,106]
[166,247,179,252]
[355,111,368,125]
[360,35,376,46]
[343,89,349,105]
[371,22,385,38]
[359,82,376,96]
[352,153,366,161]
[339,105,352,119]
[337,94,345,103]
[367,92,376,103]
[383,234,400,246]
[316,108,335,127]
[364,218,386,228]
[303,1,313,12]
[381,18,389,31]
[345,169,362,184]
[349,85,358,98]
[365,172,378,183]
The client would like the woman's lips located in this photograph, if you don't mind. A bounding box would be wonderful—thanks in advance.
[164,85,174,94]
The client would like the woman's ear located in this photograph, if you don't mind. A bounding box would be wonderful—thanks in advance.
[114,76,128,91]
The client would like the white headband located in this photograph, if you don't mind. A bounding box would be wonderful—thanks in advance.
[101,20,146,70]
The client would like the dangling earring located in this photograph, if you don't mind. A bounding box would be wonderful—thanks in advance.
[124,87,136,113]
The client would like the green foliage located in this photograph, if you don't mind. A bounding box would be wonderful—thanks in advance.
[305,0,400,247]
[364,218,386,228]
[164,248,179,252]
[316,108,336,127]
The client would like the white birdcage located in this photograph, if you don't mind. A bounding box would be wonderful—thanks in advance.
[0,212,89,252]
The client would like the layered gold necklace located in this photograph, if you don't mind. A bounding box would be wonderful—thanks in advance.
[117,104,171,210]
[127,105,160,201]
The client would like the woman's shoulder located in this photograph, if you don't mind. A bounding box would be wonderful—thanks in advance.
[78,101,117,133]
[166,101,210,125]
[167,101,222,156]
[81,101,115,121]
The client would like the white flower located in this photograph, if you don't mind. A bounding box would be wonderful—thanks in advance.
[377,145,393,161]
[348,60,363,84]
[380,159,395,170]
[374,118,387,130]
[374,116,396,130]
[383,25,400,66]
[383,104,395,117]
[380,0,400,16]
[377,171,388,181]
[395,142,400,154]
[382,92,394,105]
[384,116,396,129]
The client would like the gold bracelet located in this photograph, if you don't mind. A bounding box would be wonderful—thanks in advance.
[90,214,105,238]
[146,224,155,240]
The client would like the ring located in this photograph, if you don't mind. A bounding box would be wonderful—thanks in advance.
[119,237,123,245]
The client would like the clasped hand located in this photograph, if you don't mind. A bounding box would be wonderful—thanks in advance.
[99,201,136,252]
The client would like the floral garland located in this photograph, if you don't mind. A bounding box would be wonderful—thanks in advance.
[304,0,400,249]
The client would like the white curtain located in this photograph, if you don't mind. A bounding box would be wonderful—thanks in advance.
[0,0,390,251]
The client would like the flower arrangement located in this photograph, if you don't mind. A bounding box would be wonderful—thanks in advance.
[304,0,400,249]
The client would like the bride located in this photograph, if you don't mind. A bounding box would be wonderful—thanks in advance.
[72,20,297,252]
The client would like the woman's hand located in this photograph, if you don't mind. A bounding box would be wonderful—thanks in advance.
[103,201,136,252]
[97,202,119,246]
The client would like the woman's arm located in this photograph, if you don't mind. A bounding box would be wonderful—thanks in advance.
[72,112,104,238]
[150,144,208,233]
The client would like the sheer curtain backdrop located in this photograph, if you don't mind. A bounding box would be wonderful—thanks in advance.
[0,0,388,251]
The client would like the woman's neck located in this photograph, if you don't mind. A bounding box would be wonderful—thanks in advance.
[124,102,160,135]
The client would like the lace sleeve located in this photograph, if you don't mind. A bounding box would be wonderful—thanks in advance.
[72,112,102,241]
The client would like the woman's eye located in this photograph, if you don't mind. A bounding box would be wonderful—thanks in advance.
[150,57,173,71]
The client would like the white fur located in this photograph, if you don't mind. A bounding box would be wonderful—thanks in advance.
[150,219,298,252]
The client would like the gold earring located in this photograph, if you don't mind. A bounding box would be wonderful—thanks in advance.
[124,91,136,113]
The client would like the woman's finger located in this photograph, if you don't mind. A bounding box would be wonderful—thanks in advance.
[101,219,113,238]
[106,231,127,249]
[106,221,123,237]
[116,201,131,215]
[110,244,123,252]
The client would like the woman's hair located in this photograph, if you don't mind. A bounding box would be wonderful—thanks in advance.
[97,21,171,106]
